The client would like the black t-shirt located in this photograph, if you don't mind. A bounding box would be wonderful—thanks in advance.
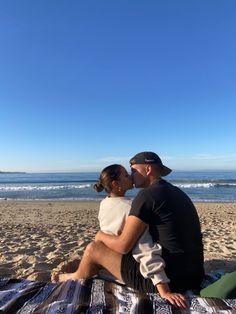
[130,179,204,278]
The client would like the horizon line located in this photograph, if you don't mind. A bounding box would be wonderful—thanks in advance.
[1,169,236,174]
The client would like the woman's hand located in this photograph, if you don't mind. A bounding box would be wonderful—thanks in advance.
[95,230,103,242]
[156,282,188,308]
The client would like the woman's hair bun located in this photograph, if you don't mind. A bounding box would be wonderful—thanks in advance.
[93,181,104,192]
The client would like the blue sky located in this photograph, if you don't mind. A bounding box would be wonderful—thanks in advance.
[0,1,236,172]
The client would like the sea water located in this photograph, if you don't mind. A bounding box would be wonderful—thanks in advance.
[0,171,236,202]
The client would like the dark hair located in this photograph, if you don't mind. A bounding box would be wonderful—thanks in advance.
[93,164,122,194]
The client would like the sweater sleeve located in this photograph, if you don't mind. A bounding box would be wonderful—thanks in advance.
[132,228,170,285]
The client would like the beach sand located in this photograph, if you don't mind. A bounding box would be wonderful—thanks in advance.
[0,201,235,282]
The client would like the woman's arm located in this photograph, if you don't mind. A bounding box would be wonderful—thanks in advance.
[96,216,188,309]
[95,215,147,254]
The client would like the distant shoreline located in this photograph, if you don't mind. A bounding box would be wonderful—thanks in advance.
[0,171,26,174]
[1,198,236,203]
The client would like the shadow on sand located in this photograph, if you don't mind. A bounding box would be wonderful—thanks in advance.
[204,259,236,273]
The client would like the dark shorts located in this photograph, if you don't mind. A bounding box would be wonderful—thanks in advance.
[121,253,204,294]
[121,254,156,293]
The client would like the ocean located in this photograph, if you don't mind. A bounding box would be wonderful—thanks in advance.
[0,171,236,202]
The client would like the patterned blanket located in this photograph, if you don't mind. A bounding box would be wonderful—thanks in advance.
[0,275,236,313]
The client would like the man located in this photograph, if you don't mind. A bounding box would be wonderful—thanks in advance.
[119,152,205,293]
[53,152,204,308]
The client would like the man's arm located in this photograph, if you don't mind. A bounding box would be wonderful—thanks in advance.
[95,215,147,254]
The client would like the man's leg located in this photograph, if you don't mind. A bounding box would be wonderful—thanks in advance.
[51,240,123,282]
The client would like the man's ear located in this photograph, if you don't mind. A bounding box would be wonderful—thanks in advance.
[145,164,152,175]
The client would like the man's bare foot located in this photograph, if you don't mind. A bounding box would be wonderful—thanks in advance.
[51,271,79,283]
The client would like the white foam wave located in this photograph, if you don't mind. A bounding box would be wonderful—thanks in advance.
[0,184,91,191]
[175,183,215,188]
[174,182,236,188]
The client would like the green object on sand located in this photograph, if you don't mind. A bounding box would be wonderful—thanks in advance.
[200,271,236,299]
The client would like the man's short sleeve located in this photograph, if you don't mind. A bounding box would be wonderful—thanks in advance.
[129,190,151,224]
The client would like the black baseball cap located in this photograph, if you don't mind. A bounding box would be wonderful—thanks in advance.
[129,151,172,176]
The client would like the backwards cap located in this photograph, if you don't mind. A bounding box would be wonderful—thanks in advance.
[129,151,172,176]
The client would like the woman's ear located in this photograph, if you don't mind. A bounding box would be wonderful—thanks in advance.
[111,180,121,192]
[111,180,119,189]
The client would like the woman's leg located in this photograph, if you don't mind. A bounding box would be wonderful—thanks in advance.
[51,240,123,282]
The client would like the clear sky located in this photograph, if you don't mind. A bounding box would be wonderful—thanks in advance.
[0,1,236,172]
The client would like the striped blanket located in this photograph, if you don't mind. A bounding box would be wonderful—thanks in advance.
[0,275,236,313]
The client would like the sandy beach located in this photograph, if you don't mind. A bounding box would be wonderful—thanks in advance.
[0,201,235,282]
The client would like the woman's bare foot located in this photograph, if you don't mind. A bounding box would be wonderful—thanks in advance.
[51,271,79,283]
